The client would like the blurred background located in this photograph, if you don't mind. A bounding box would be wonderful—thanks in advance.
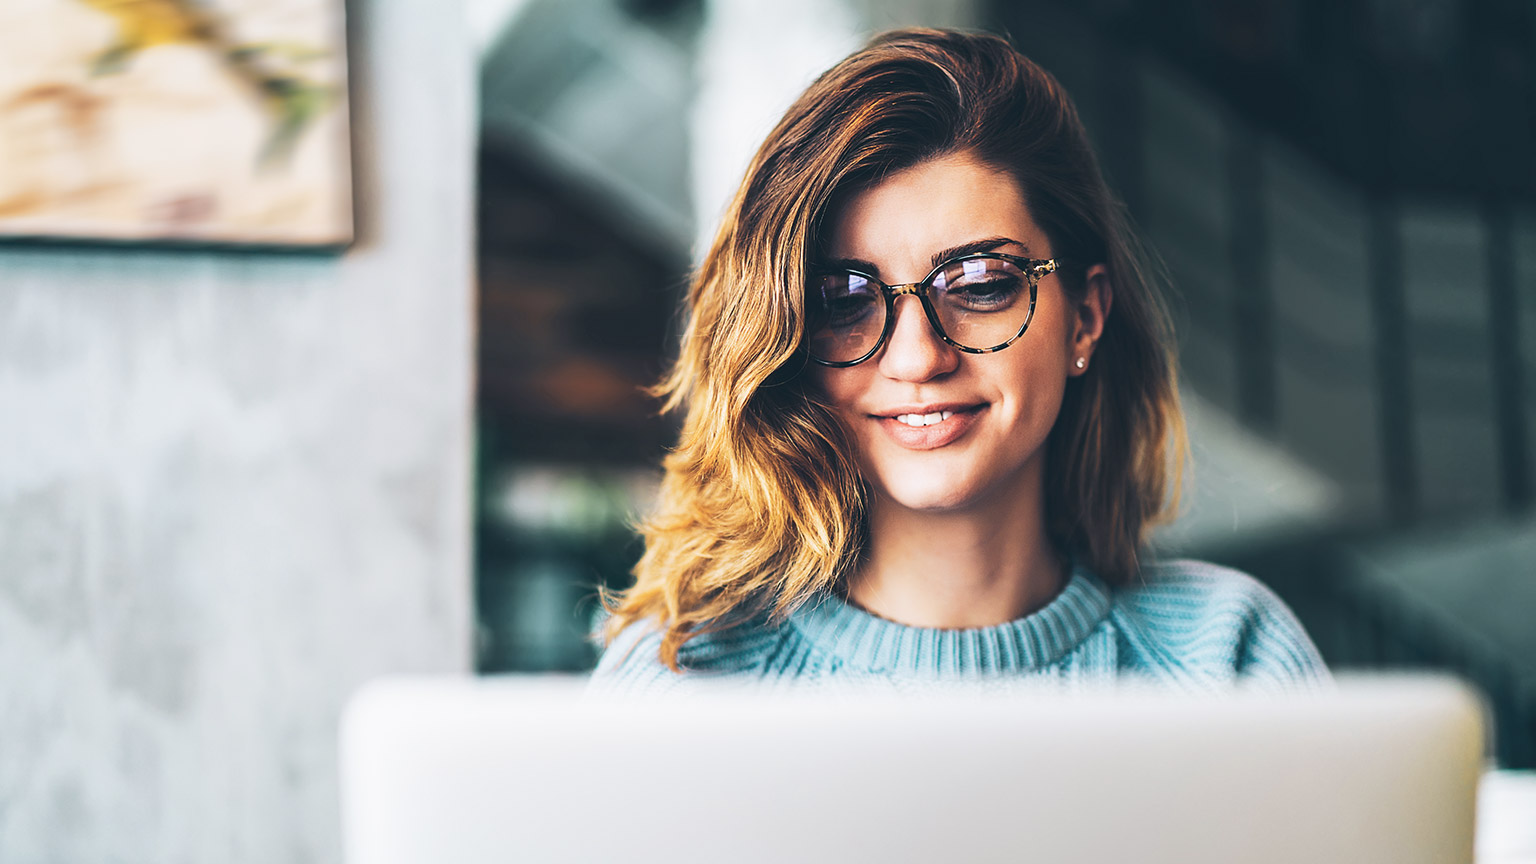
[473,0,1536,765]
[2,0,1534,860]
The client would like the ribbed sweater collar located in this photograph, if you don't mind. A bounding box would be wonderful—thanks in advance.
[787,566,1112,675]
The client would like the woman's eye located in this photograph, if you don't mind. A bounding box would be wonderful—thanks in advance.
[825,295,876,326]
[812,275,880,329]
[943,277,1021,310]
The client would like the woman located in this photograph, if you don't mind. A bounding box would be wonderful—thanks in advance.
[593,28,1325,692]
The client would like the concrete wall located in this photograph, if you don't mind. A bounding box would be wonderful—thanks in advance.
[0,1,476,861]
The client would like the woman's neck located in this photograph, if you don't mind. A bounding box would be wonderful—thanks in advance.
[843,485,1066,629]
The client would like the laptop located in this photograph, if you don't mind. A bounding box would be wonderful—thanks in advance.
[340,675,1484,864]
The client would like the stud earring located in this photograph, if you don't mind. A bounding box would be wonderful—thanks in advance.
[1075,357,1086,369]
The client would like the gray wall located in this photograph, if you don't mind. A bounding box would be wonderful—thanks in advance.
[0,2,475,861]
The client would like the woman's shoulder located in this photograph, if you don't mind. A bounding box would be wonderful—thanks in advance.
[588,613,790,696]
[1104,558,1329,688]
[1112,558,1294,618]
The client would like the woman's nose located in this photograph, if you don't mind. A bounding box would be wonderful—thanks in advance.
[877,294,959,382]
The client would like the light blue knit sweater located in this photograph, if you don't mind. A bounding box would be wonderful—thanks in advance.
[591,559,1328,694]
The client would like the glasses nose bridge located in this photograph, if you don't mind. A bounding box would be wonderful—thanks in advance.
[881,279,947,349]
[883,279,937,323]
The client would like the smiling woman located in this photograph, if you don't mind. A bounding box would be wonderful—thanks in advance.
[593,28,1326,690]
[814,153,1105,630]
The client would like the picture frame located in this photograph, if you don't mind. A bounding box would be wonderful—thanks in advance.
[0,0,353,249]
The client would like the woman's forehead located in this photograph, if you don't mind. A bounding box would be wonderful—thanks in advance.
[823,153,1042,273]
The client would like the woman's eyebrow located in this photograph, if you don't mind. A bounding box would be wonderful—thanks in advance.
[930,236,1028,268]
[819,237,1029,277]
[822,256,882,276]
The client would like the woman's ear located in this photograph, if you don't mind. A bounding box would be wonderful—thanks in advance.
[1069,264,1112,376]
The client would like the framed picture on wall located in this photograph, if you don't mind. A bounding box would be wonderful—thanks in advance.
[0,0,352,248]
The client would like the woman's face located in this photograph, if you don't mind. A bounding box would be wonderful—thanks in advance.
[812,151,1107,515]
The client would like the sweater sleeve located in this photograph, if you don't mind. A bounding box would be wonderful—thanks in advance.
[587,619,685,697]
[1113,560,1330,690]
[589,613,798,696]
[1230,575,1331,690]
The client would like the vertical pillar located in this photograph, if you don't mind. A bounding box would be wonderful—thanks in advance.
[1369,199,1416,523]
[1230,124,1275,433]
[1486,200,1531,508]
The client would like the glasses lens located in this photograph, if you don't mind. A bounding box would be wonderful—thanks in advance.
[929,257,1033,351]
[807,273,884,363]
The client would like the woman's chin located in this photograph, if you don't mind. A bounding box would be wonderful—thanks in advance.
[872,477,984,515]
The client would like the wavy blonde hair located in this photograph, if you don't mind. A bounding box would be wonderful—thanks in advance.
[603,28,1185,670]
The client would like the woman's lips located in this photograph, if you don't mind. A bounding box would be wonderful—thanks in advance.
[873,405,985,450]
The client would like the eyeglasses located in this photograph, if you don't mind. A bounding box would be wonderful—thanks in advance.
[805,252,1057,367]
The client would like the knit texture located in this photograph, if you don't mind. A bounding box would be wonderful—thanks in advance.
[590,559,1328,695]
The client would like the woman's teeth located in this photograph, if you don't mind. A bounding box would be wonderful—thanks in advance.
[895,411,954,427]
